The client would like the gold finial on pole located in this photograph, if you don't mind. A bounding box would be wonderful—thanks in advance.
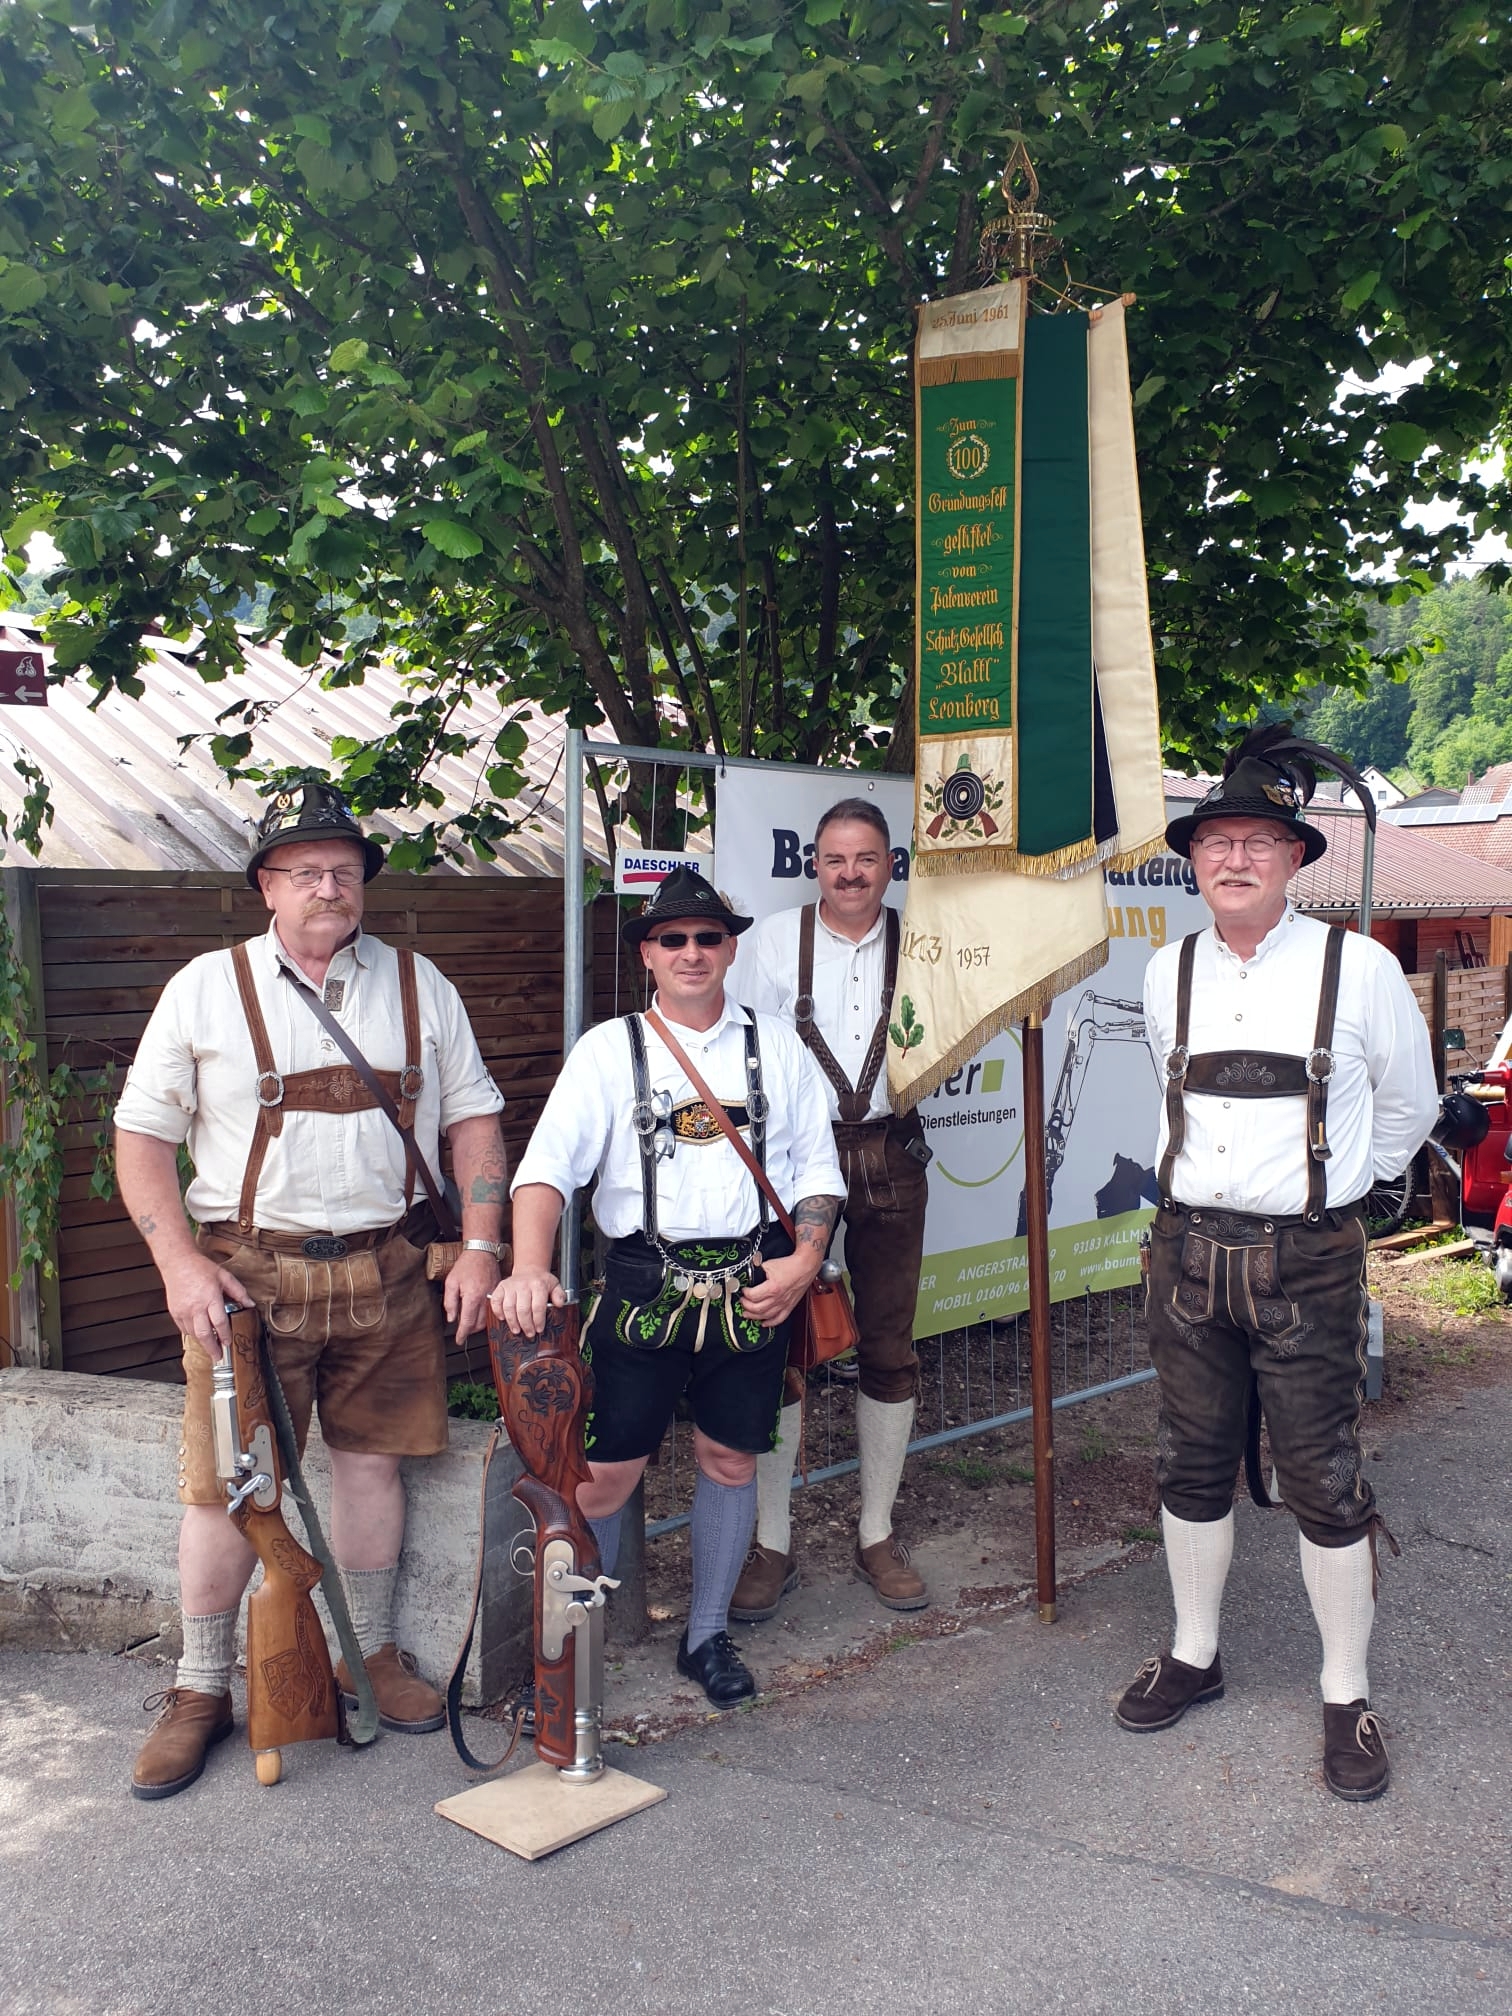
[979,139,1061,279]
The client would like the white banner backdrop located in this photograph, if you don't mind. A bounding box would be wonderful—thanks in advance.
[715,769,1208,1337]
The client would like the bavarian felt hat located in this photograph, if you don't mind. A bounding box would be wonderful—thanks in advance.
[622,864,752,947]
[245,782,385,888]
[1164,724,1375,868]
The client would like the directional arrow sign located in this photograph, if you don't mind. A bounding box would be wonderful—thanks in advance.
[0,650,48,704]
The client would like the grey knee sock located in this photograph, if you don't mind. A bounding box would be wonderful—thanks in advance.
[176,1607,237,1697]
[341,1563,399,1657]
[589,1511,623,1579]
[686,1471,758,1654]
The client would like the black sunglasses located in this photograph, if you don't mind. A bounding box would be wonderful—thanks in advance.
[648,929,729,949]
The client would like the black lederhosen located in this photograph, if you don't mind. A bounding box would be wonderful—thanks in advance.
[1150,928,1377,1548]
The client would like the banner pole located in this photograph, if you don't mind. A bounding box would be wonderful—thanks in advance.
[1021,1010,1057,1622]
[561,727,585,1297]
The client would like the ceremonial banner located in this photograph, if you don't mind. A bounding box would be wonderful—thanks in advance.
[914,288,1165,881]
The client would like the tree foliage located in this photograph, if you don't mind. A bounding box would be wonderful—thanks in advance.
[1,0,1510,856]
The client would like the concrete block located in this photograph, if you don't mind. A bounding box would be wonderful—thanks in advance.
[1366,1297,1384,1402]
[0,1369,529,1702]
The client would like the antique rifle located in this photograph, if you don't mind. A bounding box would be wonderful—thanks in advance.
[211,1303,378,1783]
[447,1299,617,1778]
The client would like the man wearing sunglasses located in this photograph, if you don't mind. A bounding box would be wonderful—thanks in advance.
[115,783,507,1799]
[494,866,844,1707]
[1121,727,1436,1802]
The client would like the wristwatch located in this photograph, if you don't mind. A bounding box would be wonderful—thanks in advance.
[463,1238,504,1259]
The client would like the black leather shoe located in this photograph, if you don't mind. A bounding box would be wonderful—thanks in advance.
[676,1629,756,1708]
[1322,1699,1390,1801]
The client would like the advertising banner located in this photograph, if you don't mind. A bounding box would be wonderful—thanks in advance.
[716,770,1206,1337]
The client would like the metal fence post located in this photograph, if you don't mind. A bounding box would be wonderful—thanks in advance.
[561,729,585,1296]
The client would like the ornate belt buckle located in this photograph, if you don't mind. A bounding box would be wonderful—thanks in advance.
[398,1064,425,1100]
[301,1235,349,1260]
[1306,1046,1335,1083]
[255,1070,285,1108]
[1164,1045,1190,1082]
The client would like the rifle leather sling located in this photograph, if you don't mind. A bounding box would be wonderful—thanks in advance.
[795,903,900,1126]
[1157,924,1345,1225]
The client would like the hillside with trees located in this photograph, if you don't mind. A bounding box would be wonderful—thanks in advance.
[1304,576,1512,789]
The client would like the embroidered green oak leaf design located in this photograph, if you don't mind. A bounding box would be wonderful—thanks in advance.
[889,995,925,1054]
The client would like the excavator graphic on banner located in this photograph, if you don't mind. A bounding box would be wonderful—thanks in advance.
[1014,991,1163,1237]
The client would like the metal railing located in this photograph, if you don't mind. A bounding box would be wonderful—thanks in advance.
[642,1284,1152,1535]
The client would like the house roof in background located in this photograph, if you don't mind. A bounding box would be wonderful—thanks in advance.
[0,623,620,875]
[1162,780,1512,916]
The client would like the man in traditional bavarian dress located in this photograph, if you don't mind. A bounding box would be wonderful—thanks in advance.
[733,797,932,1618]
[1118,727,1437,1800]
[115,784,508,1799]
[492,867,844,1707]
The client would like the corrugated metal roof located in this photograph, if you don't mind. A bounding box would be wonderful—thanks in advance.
[0,623,615,874]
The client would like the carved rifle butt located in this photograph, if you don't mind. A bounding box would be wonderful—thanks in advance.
[488,1302,600,1770]
[224,1306,339,1755]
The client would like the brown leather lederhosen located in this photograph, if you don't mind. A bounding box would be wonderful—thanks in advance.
[1158,924,1347,1225]
[794,904,925,1402]
[227,942,424,1236]
[1149,925,1380,1530]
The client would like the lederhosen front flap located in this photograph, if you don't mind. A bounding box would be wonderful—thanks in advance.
[795,904,899,1126]
[1157,925,1346,1224]
[229,941,424,1234]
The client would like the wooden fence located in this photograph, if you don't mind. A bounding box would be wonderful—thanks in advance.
[5,870,627,1382]
[1407,961,1512,1075]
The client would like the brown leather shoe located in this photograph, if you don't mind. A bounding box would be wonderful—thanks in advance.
[853,1535,929,1611]
[1323,1699,1390,1801]
[131,1688,234,1801]
[729,1544,799,1623]
[1116,1651,1224,1731]
[336,1643,445,1734]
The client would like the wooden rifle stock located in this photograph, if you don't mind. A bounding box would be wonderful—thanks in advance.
[488,1302,599,1771]
[224,1306,339,1757]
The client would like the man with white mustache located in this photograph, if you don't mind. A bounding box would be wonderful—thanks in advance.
[1120,727,1437,1801]
[735,798,933,1618]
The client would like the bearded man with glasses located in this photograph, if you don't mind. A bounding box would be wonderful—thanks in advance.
[115,783,508,1799]
[1118,727,1437,1801]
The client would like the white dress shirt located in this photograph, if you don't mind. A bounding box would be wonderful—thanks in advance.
[1143,907,1439,1216]
[512,993,845,1241]
[743,904,894,1124]
[114,925,504,1234]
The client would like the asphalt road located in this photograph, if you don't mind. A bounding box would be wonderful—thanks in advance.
[4,1383,1507,2016]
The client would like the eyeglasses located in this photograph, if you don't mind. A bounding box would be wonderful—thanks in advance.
[263,865,366,890]
[647,929,728,949]
[1191,832,1293,861]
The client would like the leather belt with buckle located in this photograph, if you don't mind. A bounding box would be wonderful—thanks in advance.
[301,1235,349,1260]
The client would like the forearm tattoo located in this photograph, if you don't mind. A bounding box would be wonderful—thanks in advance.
[793,1194,841,1259]
[466,1128,510,1206]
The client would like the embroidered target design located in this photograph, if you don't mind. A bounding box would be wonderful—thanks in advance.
[942,768,987,821]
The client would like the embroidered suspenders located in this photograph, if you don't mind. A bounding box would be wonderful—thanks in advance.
[794,904,900,1125]
[1157,926,1347,1224]
[625,1008,770,1250]
[229,943,424,1234]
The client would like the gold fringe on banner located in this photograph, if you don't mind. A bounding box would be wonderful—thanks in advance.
[917,352,1020,387]
[891,940,1110,1111]
[1103,832,1169,875]
[910,833,1102,879]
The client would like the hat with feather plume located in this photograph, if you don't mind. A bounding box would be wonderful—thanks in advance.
[1164,724,1376,867]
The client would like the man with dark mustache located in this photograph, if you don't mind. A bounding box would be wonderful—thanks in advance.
[115,784,507,1799]
[735,798,933,1618]
[1119,729,1437,1801]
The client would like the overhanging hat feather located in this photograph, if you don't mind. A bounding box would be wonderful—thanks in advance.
[1165,723,1375,866]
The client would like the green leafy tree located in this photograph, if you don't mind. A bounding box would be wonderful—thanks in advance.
[1,0,1510,855]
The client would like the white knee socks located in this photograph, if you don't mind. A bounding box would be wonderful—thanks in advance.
[1299,1531,1375,1704]
[857,1394,914,1550]
[1162,1505,1234,1669]
[754,1401,802,1556]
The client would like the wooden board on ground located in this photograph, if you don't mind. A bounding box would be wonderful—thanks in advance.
[1369,1220,1458,1255]
[435,1762,666,1861]
[1381,1237,1479,1267]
